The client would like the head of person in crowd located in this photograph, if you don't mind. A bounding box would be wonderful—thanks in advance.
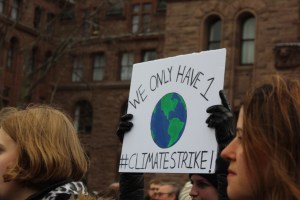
[155,181,179,200]
[147,178,161,200]
[189,174,218,200]
[0,105,88,200]
[221,75,300,200]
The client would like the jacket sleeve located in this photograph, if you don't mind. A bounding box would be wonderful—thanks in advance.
[119,173,144,200]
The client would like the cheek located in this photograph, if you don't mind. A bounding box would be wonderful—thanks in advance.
[202,188,218,200]
[227,151,254,199]
[238,149,253,186]
[0,161,12,178]
[0,154,18,180]
[195,187,218,199]
[0,157,19,198]
[0,166,6,181]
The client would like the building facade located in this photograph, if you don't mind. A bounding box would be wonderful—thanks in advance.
[1,0,300,193]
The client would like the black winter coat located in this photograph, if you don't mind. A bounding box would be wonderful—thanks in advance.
[119,173,144,200]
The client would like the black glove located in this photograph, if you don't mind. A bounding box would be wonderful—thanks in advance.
[206,90,234,175]
[206,90,235,150]
[116,114,133,143]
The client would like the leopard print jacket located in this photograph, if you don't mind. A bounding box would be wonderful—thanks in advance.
[26,180,88,200]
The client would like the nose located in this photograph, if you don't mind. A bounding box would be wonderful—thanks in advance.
[221,137,237,161]
[189,185,198,198]
[153,192,160,200]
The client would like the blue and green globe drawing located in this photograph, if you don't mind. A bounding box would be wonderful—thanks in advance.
[150,92,187,148]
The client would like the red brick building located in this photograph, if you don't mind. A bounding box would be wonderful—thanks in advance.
[1,0,300,193]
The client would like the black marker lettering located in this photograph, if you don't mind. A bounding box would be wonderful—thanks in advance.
[200,78,214,101]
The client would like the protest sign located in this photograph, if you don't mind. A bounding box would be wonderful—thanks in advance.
[119,49,226,173]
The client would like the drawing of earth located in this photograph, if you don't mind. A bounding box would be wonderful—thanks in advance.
[150,92,187,148]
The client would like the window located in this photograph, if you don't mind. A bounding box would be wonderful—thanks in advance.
[60,4,74,21]
[131,1,152,34]
[74,101,93,133]
[91,16,100,35]
[120,53,134,80]
[1,99,8,107]
[28,47,38,74]
[1,86,10,107]
[92,53,105,81]
[0,0,5,13]
[46,13,55,34]
[156,0,166,13]
[41,51,52,75]
[2,86,10,98]
[11,0,21,20]
[142,50,157,62]
[107,0,123,16]
[33,6,42,28]
[6,38,18,69]
[72,57,83,82]
[39,96,46,103]
[207,19,221,50]
[0,31,4,46]
[240,16,255,64]
[6,44,13,68]
[82,8,99,36]
[82,10,90,35]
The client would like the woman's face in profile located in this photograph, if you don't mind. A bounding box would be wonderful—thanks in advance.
[0,128,19,199]
[221,107,254,200]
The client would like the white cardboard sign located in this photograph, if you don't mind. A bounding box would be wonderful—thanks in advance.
[119,49,226,173]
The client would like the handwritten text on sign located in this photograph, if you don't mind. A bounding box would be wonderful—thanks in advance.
[129,65,215,110]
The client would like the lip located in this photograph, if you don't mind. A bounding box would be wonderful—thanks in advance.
[227,169,236,177]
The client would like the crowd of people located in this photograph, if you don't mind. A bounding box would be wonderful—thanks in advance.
[1,74,300,200]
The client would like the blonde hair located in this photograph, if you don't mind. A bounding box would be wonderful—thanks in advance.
[242,75,300,199]
[0,105,88,188]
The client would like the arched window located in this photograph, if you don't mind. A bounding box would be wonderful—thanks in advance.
[206,16,221,50]
[74,101,93,134]
[6,37,18,69]
[240,15,256,64]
